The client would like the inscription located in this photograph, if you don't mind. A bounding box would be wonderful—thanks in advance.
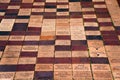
[35,64,53,71]
[110,58,120,63]
[54,71,72,78]
[15,71,34,80]
[92,64,110,71]
[73,71,92,77]
[54,64,72,71]
[22,46,38,51]
[0,72,14,79]
[73,64,90,71]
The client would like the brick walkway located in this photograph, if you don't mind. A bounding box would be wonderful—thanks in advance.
[0,0,120,80]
